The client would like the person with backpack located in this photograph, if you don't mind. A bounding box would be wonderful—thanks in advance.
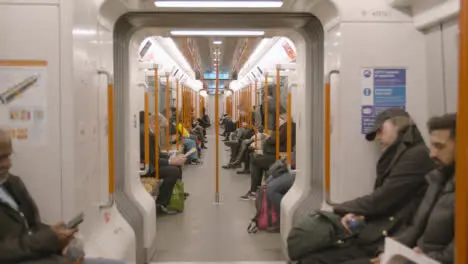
[297,109,435,264]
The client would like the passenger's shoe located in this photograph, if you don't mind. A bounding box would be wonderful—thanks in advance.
[240,192,256,201]
[236,170,250,175]
[157,205,178,215]
[222,163,241,169]
[265,224,280,233]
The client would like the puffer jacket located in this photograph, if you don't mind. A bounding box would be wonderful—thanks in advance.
[396,167,455,264]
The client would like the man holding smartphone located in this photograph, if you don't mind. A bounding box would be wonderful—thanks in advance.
[0,129,125,264]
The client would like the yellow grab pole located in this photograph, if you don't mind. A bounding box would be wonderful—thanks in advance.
[325,70,339,205]
[144,86,150,169]
[107,81,115,195]
[97,70,114,208]
[249,85,252,129]
[456,0,468,262]
[215,49,220,203]
[176,80,180,150]
[264,73,268,134]
[154,67,159,180]
[275,66,280,160]
[165,73,170,152]
[254,81,258,149]
[287,89,292,165]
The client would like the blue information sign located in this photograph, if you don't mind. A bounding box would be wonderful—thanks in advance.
[361,68,406,134]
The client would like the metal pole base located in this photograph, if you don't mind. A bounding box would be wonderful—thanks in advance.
[214,193,221,205]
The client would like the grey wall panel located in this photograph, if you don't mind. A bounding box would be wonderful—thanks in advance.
[424,25,446,117]
[442,18,459,113]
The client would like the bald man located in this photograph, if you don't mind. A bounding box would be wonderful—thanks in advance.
[0,129,124,264]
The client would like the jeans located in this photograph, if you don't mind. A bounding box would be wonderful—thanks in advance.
[266,173,295,221]
[84,259,126,264]
[183,137,198,160]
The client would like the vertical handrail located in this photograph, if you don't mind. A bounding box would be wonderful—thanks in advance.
[254,81,258,149]
[325,70,340,206]
[456,1,468,262]
[236,91,240,128]
[154,67,160,180]
[215,49,220,204]
[165,73,170,153]
[264,73,269,134]
[176,80,180,150]
[138,83,150,176]
[98,70,114,209]
[287,86,292,165]
[249,84,252,129]
[275,66,280,160]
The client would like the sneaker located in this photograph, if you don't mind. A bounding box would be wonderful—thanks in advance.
[157,205,178,215]
[265,223,280,233]
[240,192,256,201]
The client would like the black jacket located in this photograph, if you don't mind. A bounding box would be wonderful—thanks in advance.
[333,125,434,246]
[396,168,454,264]
[263,122,296,155]
[139,125,170,169]
[0,175,71,264]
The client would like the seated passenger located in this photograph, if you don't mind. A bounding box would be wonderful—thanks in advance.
[265,146,297,233]
[231,129,267,175]
[0,128,125,264]
[367,113,456,264]
[140,112,187,214]
[222,122,254,169]
[241,114,296,200]
[176,123,200,164]
[299,109,435,264]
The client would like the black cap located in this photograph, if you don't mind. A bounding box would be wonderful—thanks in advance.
[366,108,409,141]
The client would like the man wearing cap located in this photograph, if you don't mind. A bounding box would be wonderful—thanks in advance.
[300,108,434,264]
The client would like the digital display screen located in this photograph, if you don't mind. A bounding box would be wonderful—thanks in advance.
[203,72,230,80]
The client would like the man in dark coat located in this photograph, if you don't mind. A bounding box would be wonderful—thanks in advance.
[300,108,435,264]
[0,129,125,264]
[367,113,456,264]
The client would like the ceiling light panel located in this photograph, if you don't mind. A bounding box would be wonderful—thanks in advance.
[155,1,283,8]
[171,30,265,36]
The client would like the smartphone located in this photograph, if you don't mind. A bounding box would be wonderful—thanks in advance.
[66,213,84,229]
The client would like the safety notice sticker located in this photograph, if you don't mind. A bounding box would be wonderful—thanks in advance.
[361,68,406,134]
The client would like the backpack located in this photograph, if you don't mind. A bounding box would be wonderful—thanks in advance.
[247,185,278,233]
[167,180,185,212]
[287,210,353,260]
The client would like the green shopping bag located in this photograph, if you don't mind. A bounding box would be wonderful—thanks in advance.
[167,180,185,212]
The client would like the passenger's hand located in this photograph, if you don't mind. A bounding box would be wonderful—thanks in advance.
[340,214,355,232]
[413,247,423,254]
[51,222,77,249]
[370,256,380,264]
[170,156,187,166]
[340,214,365,233]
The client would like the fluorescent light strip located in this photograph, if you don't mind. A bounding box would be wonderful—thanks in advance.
[155,1,282,8]
[171,30,265,36]
[213,40,223,45]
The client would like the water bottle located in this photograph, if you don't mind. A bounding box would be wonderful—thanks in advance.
[347,217,366,235]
